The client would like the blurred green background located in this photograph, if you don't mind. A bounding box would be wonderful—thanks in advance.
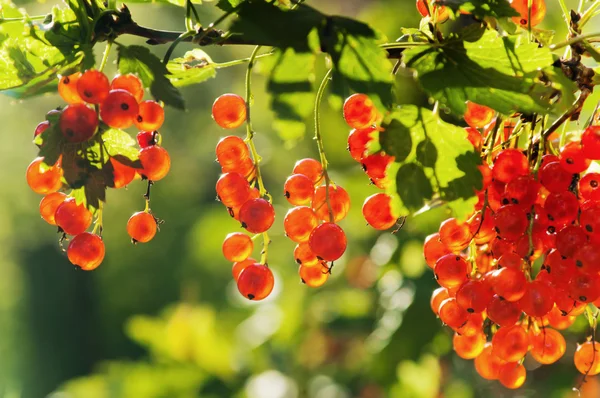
[1,0,600,397]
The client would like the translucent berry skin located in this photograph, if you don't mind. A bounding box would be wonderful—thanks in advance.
[487,295,521,327]
[494,205,528,241]
[77,70,110,104]
[59,104,99,143]
[416,0,450,21]
[466,127,482,149]
[232,258,255,281]
[490,267,527,302]
[503,175,539,208]
[54,198,93,235]
[236,263,274,300]
[438,298,468,329]
[569,273,600,303]
[26,157,63,194]
[456,279,492,313]
[434,254,468,289]
[343,93,377,129]
[430,287,450,315]
[39,192,68,225]
[497,252,524,271]
[361,153,393,180]
[308,222,347,261]
[530,328,566,365]
[126,211,157,243]
[510,0,546,27]
[453,332,486,359]
[216,135,250,170]
[555,225,587,258]
[58,72,84,104]
[492,324,529,362]
[474,343,504,380]
[222,233,253,262]
[362,193,398,230]
[134,101,165,131]
[67,232,105,271]
[312,185,351,222]
[560,141,591,174]
[581,126,600,160]
[574,341,600,375]
[581,203,600,235]
[539,161,572,193]
[464,101,494,128]
[492,149,529,183]
[299,263,329,288]
[423,233,451,269]
[348,127,375,161]
[544,191,579,226]
[34,121,50,138]
[293,158,323,185]
[139,146,171,181]
[439,218,471,252]
[545,305,576,330]
[137,131,158,148]
[239,198,275,234]
[579,173,600,201]
[100,89,139,129]
[110,74,144,103]
[498,363,526,389]
[284,206,318,243]
[216,172,251,207]
[284,174,314,206]
[212,94,246,129]
[110,158,136,189]
[518,279,554,317]
[573,244,600,274]
[294,243,319,267]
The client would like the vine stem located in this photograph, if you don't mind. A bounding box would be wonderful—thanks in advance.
[162,30,195,64]
[213,52,274,69]
[98,41,113,72]
[92,201,104,236]
[550,32,600,50]
[314,68,335,223]
[244,45,270,265]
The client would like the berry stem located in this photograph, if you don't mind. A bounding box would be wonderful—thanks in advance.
[550,32,600,50]
[162,30,195,65]
[556,0,571,30]
[92,201,104,236]
[314,68,335,223]
[185,0,200,31]
[144,180,153,212]
[213,52,274,69]
[98,41,113,72]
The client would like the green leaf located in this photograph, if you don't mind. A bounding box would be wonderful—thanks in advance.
[381,106,482,220]
[166,49,216,87]
[403,26,572,116]
[123,0,201,6]
[260,49,316,143]
[118,45,185,109]
[441,0,519,19]
[216,0,243,12]
[100,128,142,168]
[35,121,67,167]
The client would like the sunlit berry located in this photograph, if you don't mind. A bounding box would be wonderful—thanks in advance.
[26,157,63,194]
[232,258,255,281]
[560,141,590,174]
[110,74,144,103]
[39,192,67,226]
[284,206,318,243]
[54,197,93,235]
[222,232,253,262]
[100,89,139,129]
[239,198,275,234]
[343,93,377,129]
[58,72,84,104]
[464,101,494,128]
[237,263,274,300]
[299,263,329,287]
[293,158,323,185]
[139,146,171,181]
[574,341,600,375]
[530,328,566,365]
[362,193,398,230]
[127,211,157,243]
[510,0,546,27]
[134,101,165,131]
[348,127,376,161]
[59,104,98,143]
[212,94,246,129]
[67,232,105,271]
[294,243,319,267]
[309,222,347,261]
[284,174,314,206]
[77,69,110,104]
[312,185,351,222]
[498,362,526,389]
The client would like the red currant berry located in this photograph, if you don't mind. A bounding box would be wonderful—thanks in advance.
[510,0,547,27]
[59,104,99,143]
[569,272,600,303]
[26,157,63,194]
[39,192,67,226]
[110,158,136,189]
[309,222,347,261]
[292,158,323,185]
[581,126,600,160]
[343,93,378,129]
[237,263,274,300]
[438,297,469,329]
[67,232,105,270]
[77,69,110,104]
[361,153,394,180]
[555,225,588,258]
[100,89,139,129]
[58,72,84,104]
[434,254,469,289]
[539,161,572,192]
[498,363,526,389]
[560,141,590,174]
[423,233,451,269]
[222,232,253,262]
[492,325,529,363]
[348,127,376,161]
[212,94,246,129]
[299,263,329,288]
[137,131,159,148]
[54,197,93,235]
[503,175,539,208]
[456,279,493,313]
[139,146,171,181]
[487,295,521,327]
[530,328,566,365]
[312,185,351,222]
[580,202,600,235]
[494,205,528,241]
[232,258,255,281]
[544,191,579,225]
[362,193,398,230]
[579,173,600,200]
[464,101,494,128]
[239,198,275,233]
[284,174,314,206]
[490,267,527,302]
[453,332,486,359]
[518,279,555,317]
[284,206,318,243]
[574,341,600,375]
[110,74,144,103]
[465,127,482,149]
[439,218,471,252]
[573,244,600,274]
[474,343,504,380]
[431,287,451,314]
[127,211,157,243]
[492,149,529,183]
[216,172,250,207]
[134,101,165,131]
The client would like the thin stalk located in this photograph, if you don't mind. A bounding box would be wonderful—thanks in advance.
[213,52,274,69]
[92,202,104,236]
[557,0,571,30]
[314,69,334,223]
[580,0,600,27]
[550,32,600,50]
[98,41,112,72]
[0,15,46,23]
[162,30,195,64]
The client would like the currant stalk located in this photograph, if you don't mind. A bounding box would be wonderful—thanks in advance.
[314,68,335,223]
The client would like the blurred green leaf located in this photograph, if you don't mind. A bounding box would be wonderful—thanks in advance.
[101,128,142,167]
[166,49,216,87]
[118,45,185,109]
[442,0,519,19]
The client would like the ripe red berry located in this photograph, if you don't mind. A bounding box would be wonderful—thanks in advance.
[236,263,274,300]
[222,233,253,262]
[580,173,600,200]
[423,233,452,269]
[312,185,351,222]
[544,191,579,226]
[100,89,139,129]
[581,126,600,160]
[497,252,524,270]
[431,287,450,314]
[456,279,492,313]
[492,149,529,183]
[539,161,572,193]
[67,232,105,270]
[284,206,318,243]
[490,267,527,302]
[58,72,84,104]
[110,158,136,189]
[34,121,50,138]
[110,74,144,103]
[292,158,323,185]
[309,222,347,261]
[560,141,590,174]
[239,198,275,233]
[474,343,504,380]
[139,146,171,181]
[580,202,600,235]
[216,136,250,170]
[439,218,471,252]
[494,205,528,241]
[510,0,547,27]
[59,104,99,143]
[438,297,469,329]
[137,131,156,148]
[464,101,494,128]
[299,263,329,288]
[573,244,600,274]
[294,243,319,267]
[492,324,529,362]
[216,173,251,207]
[434,254,469,289]
[134,101,165,131]
[284,174,314,206]
[555,225,588,258]
[361,153,394,180]
[212,94,246,129]
[26,157,63,194]
[126,211,157,243]
[348,127,375,161]
[518,279,555,317]
[54,197,93,235]
[569,273,600,303]
[530,328,566,365]
[503,175,539,208]
[39,192,68,225]
[466,127,482,149]
[232,258,255,281]
[77,69,110,104]
[574,341,600,375]
[362,193,398,230]
[453,332,486,359]
[343,93,378,129]
[487,295,521,326]
[498,363,526,389]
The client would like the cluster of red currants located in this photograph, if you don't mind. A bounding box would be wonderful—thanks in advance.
[283,158,348,287]
[343,94,400,231]
[27,70,169,270]
[425,106,600,387]
[214,94,275,301]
